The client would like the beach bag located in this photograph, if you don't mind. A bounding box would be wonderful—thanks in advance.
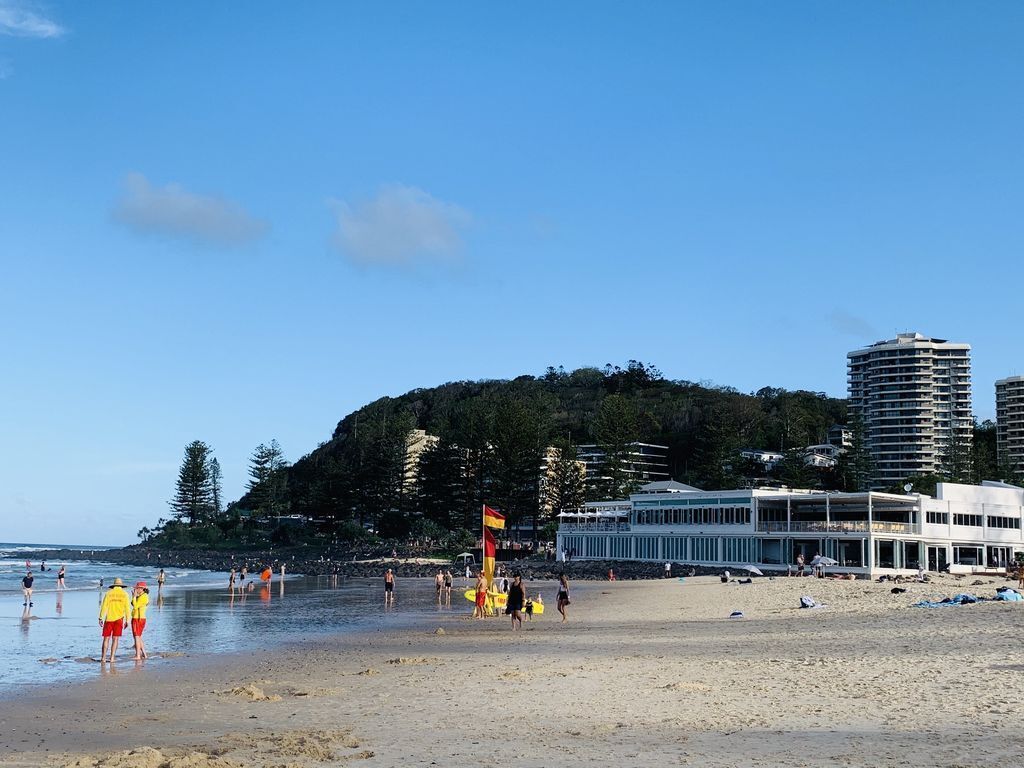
[799,596,816,609]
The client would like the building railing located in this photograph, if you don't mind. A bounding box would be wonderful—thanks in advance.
[558,523,631,533]
[755,520,918,535]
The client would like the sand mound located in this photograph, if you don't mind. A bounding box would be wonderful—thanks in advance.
[385,657,436,665]
[227,684,281,702]
[63,747,242,768]
[356,668,379,676]
[433,627,446,635]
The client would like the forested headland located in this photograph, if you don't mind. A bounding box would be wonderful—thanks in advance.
[142,360,1003,554]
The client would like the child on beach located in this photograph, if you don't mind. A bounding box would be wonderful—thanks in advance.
[22,571,34,607]
[131,582,150,660]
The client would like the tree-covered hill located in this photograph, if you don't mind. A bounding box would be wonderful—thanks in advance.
[233,361,848,538]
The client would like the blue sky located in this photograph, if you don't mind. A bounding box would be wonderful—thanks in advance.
[2,2,1023,545]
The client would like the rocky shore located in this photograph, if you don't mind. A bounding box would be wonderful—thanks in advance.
[25,546,769,581]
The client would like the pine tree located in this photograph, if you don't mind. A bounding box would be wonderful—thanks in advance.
[592,394,640,499]
[210,457,223,517]
[544,443,586,520]
[170,440,215,526]
[248,440,289,517]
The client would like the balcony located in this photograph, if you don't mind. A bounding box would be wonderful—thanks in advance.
[558,522,631,533]
[755,520,918,535]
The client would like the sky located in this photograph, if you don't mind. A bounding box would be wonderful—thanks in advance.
[2,2,1023,546]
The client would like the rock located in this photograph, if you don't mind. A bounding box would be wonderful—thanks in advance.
[433,628,446,635]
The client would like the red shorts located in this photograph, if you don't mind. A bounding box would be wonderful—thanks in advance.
[102,620,124,638]
[475,592,487,608]
[131,618,146,636]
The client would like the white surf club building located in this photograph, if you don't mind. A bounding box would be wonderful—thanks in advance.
[556,480,1024,576]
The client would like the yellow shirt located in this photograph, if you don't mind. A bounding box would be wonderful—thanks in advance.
[99,587,131,622]
[131,592,149,620]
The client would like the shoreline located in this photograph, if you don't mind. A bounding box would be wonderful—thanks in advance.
[22,545,833,581]
[2,575,1022,767]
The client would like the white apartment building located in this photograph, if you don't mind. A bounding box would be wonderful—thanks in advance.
[848,333,972,488]
[996,376,1024,479]
[576,442,669,491]
[556,480,1024,575]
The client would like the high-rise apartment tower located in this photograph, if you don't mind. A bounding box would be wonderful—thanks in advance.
[996,376,1024,479]
[848,333,972,488]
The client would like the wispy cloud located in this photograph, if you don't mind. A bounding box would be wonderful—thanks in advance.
[0,1,65,38]
[329,184,471,267]
[113,172,269,247]
[827,310,879,339]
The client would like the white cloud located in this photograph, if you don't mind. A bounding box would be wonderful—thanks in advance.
[0,1,65,38]
[113,172,269,246]
[330,184,471,266]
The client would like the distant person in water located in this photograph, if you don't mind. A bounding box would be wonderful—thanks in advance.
[22,571,34,607]
[229,568,236,591]
[130,582,149,660]
[443,570,453,603]
[260,566,272,585]
[57,564,66,590]
[384,568,395,606]
[434,571,444,602]
[157,569,166,589]
[98,578,131,663]
[40,560,47,572]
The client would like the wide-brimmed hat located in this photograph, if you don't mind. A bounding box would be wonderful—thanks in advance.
[135,581,147,589]
[111,577,125,587]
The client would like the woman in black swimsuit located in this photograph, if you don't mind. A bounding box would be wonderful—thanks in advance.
[57,565,66,591]
[506,574,525,631]
[556,573,570,623]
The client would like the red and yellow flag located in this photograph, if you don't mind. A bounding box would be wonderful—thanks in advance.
[483,527,497,586]
[483,505,505,530]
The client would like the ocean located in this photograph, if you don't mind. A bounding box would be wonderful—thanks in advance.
[0,543,478,695]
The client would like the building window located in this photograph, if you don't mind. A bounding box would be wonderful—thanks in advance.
[926,511,948,525]
[952,514,982,527]
[987,516,1021,530]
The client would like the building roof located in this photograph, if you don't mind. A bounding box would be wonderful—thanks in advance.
[636,480,702,493]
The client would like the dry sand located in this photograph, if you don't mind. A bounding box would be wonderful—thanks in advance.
[2,575,1022,767]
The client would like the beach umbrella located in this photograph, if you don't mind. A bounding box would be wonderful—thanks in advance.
[740,565,764,576]
[814,557,838,567]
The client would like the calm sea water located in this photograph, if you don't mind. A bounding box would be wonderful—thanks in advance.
[0,543,489,695]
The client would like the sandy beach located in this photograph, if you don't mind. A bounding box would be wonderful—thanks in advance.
[2,574,1022,768]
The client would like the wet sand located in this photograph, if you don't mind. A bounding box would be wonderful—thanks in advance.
[2,575,1022,767]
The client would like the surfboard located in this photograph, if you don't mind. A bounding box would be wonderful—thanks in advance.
[462,589,544,615]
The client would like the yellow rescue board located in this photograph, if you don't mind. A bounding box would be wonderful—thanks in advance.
[462,589,545,615]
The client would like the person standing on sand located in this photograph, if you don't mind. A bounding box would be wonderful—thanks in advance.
[157,569,166,590]
[22,571,34,607]
[98,578,131,662]
[130,582,149,660]
[57,564,66,590]
[556,573,570,623]
[384,568,395,606]
[796,553,805,577]
[506,574,525,631]
[473,571,487,619]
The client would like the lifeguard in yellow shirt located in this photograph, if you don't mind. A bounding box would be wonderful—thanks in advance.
[98,577,131,663]
[131,581,150,661]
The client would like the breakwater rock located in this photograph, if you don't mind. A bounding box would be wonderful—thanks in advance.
[25,547,781,581]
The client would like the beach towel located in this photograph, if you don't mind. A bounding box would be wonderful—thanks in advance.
[993,590,1023,602]
[799,596,816,609]
[913,593,980,608]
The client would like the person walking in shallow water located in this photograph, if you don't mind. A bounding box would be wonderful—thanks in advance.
[22,571,34,607]
[57,564,66,590]
[130,582,149,660]
[556,573,571,623]
[384,568,395,606]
